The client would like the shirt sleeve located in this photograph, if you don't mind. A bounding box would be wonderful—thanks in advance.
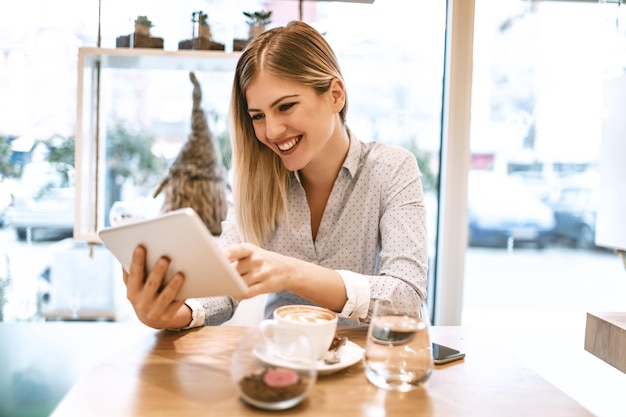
[366,147,428,317]
[169,296,238,330]
[180,298,205,329]
[337,270,371,321]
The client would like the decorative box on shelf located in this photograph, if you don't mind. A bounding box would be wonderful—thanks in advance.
[178,38,225,51]
[116,33,164,49]
[233,39,250,52]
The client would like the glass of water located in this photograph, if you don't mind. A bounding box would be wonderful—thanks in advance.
[363,299,433,391]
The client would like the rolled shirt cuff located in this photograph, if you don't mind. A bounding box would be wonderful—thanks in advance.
[179,298,205,330]
[337,270,371,321]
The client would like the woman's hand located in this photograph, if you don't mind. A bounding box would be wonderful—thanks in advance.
[224,243,295,299]
[122,245,192,329]
[224,243,347,312]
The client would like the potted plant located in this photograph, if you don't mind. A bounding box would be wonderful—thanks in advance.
[243,9,272,39]
[179,10,224,51]
[134,15,153,37]
[117,15,162,48]
[193,11,212,40]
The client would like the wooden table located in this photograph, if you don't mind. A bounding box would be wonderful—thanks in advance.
[48,325,593,417]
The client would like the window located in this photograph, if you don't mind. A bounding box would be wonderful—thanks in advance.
[464,0,626,328]
[0,0,448,322]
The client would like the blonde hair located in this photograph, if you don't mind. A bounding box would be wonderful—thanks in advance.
[229,20,348,245]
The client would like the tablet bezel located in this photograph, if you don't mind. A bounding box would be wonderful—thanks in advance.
[98,207,248,300]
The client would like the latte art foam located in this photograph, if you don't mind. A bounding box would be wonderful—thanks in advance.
[281,313,330,323]
[276,306,336,324]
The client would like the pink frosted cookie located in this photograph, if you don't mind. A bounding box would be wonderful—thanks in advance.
[263,368,299,388]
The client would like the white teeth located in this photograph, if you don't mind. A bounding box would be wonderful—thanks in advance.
[277,137,299,151]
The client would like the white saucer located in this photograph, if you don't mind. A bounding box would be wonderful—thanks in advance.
[317,341,364,376]
[253,340,364,376]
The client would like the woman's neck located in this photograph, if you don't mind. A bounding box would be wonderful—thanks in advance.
[299,125,350,189]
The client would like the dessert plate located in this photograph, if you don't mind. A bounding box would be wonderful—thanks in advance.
[254,340,364,376]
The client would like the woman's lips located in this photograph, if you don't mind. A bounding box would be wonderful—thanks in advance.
[276,135,301,152]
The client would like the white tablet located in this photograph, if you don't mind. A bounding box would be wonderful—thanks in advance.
[98,207,248,300]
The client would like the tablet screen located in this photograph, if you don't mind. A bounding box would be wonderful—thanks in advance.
[98,207,248,300]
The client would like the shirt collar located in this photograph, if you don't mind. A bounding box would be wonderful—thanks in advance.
[342,131,361,179]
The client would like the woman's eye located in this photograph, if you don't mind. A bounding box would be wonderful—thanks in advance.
[250,113,264,121]
[278,102,295,112]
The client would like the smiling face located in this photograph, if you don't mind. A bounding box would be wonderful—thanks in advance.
[245,70,346,173]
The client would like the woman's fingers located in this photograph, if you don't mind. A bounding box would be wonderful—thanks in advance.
[141,274,185,327]
[226,243,264,279]
[126,246,170,301]
[224,243,254,263]
[144,256,170,295]
[121,245,188,329]
[156,273,184,307]
[126,245,147,296]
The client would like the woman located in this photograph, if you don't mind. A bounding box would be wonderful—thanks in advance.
[123,20,428,329]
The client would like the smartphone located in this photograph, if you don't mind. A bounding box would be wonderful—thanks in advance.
[432,343,465,365]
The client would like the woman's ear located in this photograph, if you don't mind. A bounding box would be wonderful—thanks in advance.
[329,78,346,112]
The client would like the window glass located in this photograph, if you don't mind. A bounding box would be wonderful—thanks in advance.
[465,0,626,329]
[0,1,446,323]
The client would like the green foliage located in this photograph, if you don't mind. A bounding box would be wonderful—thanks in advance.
[134,16,153,27]
[39,134,75,167]
[207,110,232,172]
[216,130,232,171]
[401,139,438,192]
[35,135,76,193]
[106,121,168,189]
[192,11,209,27]
[243,10,272,26]
[104,122,168,223]
[0,136,17,179]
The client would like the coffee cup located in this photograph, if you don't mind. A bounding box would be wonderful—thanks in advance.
[259,305,338,361]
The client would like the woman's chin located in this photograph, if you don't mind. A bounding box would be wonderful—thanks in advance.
[281,159,306,172]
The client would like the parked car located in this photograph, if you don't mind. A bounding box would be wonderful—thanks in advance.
[546,180,598,249]
[467,171,556,248]
[508,170,556,203]
[5,161,75,241]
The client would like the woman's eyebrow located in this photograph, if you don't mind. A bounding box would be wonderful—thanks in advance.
[248,94,299,112]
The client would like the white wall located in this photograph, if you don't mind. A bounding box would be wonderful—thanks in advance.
[596,74,626,251]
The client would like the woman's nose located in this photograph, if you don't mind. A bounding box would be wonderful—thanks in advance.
[264,115,286,139]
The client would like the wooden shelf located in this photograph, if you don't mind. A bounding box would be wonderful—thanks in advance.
[79,47,241,72]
